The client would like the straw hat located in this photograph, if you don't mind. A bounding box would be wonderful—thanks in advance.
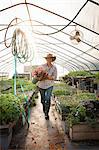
[44,53,56,62]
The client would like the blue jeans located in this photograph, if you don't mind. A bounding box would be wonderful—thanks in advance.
[39,86,53,116]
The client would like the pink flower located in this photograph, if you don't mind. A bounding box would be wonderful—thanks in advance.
[32,66,48,79]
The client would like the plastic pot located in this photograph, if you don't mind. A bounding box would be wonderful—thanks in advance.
[0,124,13,150]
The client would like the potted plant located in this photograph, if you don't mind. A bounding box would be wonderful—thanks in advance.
[0,93,22,150]
[32,66,48,84]
[66,101,99,141]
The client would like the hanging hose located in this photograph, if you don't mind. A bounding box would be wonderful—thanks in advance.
[18,79,30,128]
[12,28,29,63]
[11,27,34,127]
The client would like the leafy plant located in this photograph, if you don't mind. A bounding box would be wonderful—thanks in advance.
[75,92,96,101]
[66,106,86,127]
[0,93,23,125]
[53,83,74,96]
[53,82,98,127]
[0,79,36,94]
[95,72,99,80]
[67,70,95,77]
[53,89,71,96]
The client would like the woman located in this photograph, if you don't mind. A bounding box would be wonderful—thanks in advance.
[37,53,57,120]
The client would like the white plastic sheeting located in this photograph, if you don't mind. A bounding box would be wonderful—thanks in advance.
[0,0,99,75]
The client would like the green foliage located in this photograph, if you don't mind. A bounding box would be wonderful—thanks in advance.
[74,92,96,101]
[0,93,23,125]
[68,71,95,77]
[53,89,71,96]
[57,96,79,108]
[66,112,80,127]
[0,79,13,93]
[56,92,96,116]
[66,106,87,127]
[53,82,97,127]
[0,79,36,94]
[95,72,99,80]
[85,117,97,127]
[17,80,36,92]
[54,82,67,88]
[53,82,74,96]
[55,85,97,126]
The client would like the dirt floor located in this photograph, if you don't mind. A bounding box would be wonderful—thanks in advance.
[9,96,99,150]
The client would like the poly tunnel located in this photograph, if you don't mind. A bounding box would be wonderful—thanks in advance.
[0,0,99,150]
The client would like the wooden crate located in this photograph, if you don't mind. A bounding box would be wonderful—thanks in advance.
[69,123,99,141]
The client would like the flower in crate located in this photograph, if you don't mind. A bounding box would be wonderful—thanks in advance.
[32,66,48,84]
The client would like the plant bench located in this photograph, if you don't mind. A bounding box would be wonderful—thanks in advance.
[69,122,99,141]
